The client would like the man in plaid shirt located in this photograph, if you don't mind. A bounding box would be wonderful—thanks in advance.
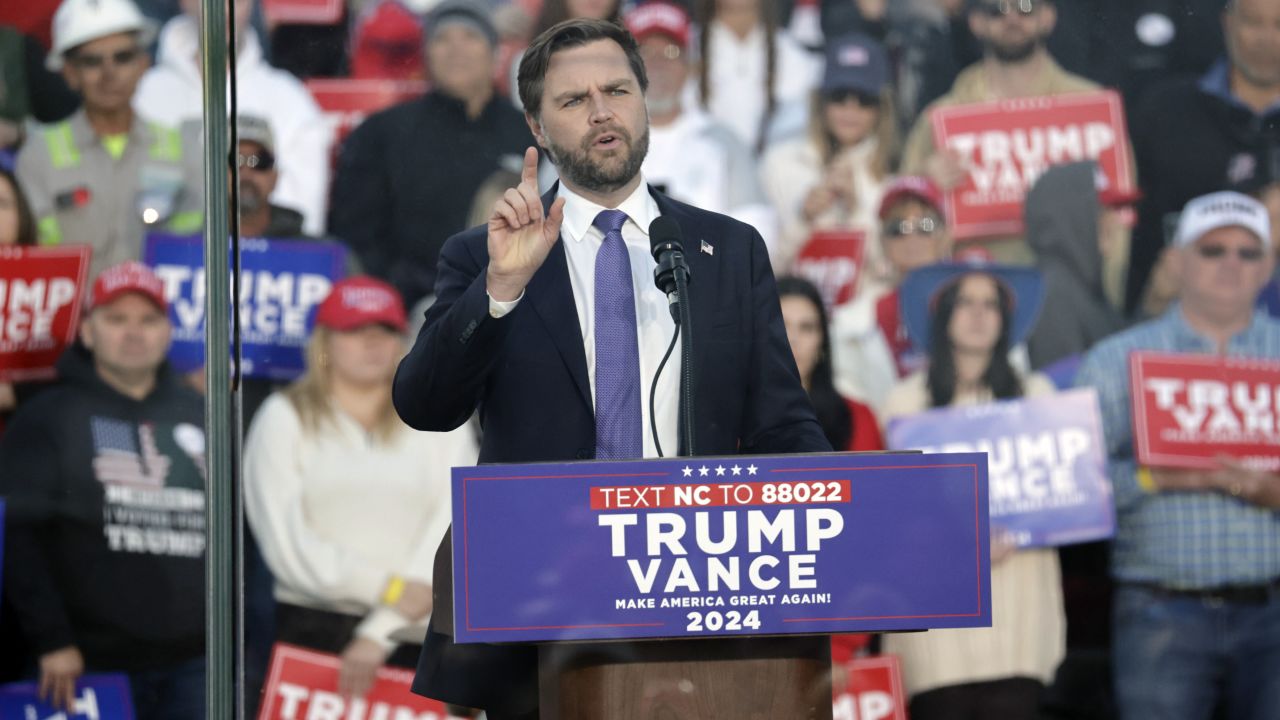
[1076,191,1280,719]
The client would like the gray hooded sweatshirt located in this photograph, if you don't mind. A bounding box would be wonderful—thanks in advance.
[1024,161,1124,370]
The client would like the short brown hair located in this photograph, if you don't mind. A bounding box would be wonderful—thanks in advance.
[517,18,648,119]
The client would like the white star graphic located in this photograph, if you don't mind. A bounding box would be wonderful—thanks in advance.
[715,465,726,476]
[699,465,710,477]
[747,464,758,475]
[682,466,693,477]
[731,465,742,476]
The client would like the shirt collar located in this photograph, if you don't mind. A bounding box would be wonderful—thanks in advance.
[1163,301,1271,350]
[557,178,660,244]
[69,108,148,148]
[1199,58,1280,116]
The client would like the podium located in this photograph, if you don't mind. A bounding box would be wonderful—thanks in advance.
[435,452,992,718]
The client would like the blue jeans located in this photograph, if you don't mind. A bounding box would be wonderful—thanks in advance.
[1112,583,1280,720]
[128,656,206,720]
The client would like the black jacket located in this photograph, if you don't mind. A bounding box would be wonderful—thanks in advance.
[0,345,206,671]
[1126,68,1280,313]
[328,91,534,307]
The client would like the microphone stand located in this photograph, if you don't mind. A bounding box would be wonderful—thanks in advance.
[673,263,696,458]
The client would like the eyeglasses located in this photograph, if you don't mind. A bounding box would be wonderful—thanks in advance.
[1194,244,1266,262]
[979,0,1037,17]
[69,47,143,69]
[232,151,276,172]
[639,43,682,63]
[883,216,940,238]
[825,89,880,108]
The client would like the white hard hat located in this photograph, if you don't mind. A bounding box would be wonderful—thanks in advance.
[48,0,156,72]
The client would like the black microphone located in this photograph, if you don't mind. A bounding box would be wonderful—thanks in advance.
[649,216,690,316]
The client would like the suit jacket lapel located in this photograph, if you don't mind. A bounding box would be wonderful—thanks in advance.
[653,190,721,335]
[527,187,592,410]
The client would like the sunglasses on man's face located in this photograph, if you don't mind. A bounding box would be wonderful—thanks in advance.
[883,216,940,239]
[1194,243,1266,262]
[825,89,880,108]
[979,0,1038,18]
[70,47,143,69]
[232,151,276,172]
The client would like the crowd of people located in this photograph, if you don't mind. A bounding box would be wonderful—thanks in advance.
[1,0,1279,717]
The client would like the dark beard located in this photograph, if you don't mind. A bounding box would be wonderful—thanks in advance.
[987,36,1040,63]
[237,181,268,215]
[547,124,650,195]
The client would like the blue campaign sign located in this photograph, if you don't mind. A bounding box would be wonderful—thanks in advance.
[143,234,347,381]
[0,674,134,720]
[451,452,992,644]
[886,388,1114,548]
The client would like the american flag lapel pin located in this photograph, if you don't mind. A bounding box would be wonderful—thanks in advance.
[700,239,714,256]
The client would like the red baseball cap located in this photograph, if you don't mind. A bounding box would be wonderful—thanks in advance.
[315,276,408,332]
[878,176,945,220]
[1093,166,1142,207]
[624,1,691,49]
[91,261,168,312]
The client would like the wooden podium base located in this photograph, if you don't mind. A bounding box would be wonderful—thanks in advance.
[538,636,833,720]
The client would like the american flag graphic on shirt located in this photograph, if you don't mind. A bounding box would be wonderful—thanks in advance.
[91,416,171,487]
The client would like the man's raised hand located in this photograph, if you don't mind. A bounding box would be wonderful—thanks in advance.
[486,147,566,302]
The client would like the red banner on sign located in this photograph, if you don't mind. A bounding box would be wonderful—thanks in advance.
[1130,351,1280,471]
[0,245,91,383]
[306,79,429,163]
[931,90,1134,241]
[257,643,454,720]
[831,654,907,720]
[792,230,866,311]
[262,0,343,25]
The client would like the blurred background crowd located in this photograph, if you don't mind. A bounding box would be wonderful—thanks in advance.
[1,0,1279,718]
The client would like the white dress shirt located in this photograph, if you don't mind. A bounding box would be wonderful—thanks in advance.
[489,180,680,458]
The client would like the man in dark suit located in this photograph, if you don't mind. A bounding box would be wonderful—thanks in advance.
[392,18,831,720]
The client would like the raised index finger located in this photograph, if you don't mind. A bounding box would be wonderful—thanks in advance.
[521,147,540,190]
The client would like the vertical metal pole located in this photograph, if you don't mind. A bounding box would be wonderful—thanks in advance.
[199,0,234,716]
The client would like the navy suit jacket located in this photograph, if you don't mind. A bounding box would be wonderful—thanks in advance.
[393,186,830,711]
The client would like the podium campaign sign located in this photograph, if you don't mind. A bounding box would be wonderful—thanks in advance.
[144,235,346,380]
[1130,351,1280,471]
[0,245,91,382]
[792,230,867,311]
[885,389,1113,548]
[832,655,907,720]
[257,644,454,720]
[0,674,134,720]
[452,452,992,643]
[931,90,1134,240]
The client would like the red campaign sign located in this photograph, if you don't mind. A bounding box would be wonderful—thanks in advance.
[1130,351,1280,471]
[257,643,455,720]
[306,79,428,160]
[831,654,907,720]
[792,230,866,311]
[262,0,343,25]
[931,90,1134,241]
[0,245,91,383]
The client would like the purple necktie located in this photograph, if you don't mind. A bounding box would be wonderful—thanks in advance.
[592,209,642,460]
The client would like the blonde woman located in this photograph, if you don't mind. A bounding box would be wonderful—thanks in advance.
[760,33,897,285]
[245,276,477,697]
